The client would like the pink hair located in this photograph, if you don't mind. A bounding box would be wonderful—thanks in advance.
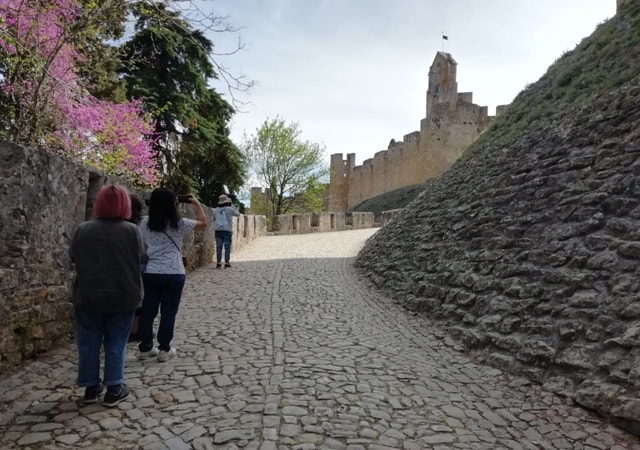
[92,185,132,220]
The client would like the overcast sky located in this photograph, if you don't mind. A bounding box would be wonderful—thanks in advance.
[203,0,616,165]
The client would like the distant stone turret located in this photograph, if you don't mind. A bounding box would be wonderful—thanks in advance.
[420,52,491,180]
[327,51,497,212]
[328,153,355,213]
[426,52,458,117]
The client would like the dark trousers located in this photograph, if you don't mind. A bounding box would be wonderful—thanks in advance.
[138,273,186,352]
[75,309,134,387]
[215,230,233,263]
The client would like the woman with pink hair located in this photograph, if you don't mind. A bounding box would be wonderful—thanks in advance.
[70,184,146,407]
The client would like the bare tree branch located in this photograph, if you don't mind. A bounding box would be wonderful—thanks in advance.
[138,0,254,109]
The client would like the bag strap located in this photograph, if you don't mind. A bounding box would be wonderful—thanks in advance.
[162,231,181,252]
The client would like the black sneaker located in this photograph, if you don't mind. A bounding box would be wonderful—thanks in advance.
[83,384,105,404]
[102,385,132,408]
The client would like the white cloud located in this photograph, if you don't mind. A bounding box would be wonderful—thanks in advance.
[204,0,616,165]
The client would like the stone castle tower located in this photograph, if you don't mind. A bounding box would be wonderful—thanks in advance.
[426,51,458,117]
[327,52,502,212]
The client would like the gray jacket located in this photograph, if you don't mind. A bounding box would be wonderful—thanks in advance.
[70,219,145,314]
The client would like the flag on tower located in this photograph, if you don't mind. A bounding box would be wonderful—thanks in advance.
[442,34,449,40]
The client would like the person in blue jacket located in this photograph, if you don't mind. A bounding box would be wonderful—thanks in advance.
[214,194,240,268]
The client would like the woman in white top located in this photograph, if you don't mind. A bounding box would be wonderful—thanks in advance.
[137,188,206,362]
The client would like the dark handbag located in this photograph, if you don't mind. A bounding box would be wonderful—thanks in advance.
[162,231,188,268]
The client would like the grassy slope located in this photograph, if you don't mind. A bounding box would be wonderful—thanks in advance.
[357,1,640,214]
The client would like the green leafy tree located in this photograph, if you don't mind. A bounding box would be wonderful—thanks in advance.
[118,1,246,199]
[289,179,328,213]
[245,118,328,217]
[178,88,246,205]
[75,0,130,102]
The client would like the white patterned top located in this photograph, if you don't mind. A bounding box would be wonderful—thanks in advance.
[140,217,197,275]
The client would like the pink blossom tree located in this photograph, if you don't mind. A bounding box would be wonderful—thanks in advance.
[0,0,158,186]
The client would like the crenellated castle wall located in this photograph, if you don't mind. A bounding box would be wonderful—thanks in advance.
[420,100,491,180]
[328,52,508,212]
[347,131,423,209]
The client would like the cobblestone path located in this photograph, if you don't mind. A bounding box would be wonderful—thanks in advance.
[1,229,640,450]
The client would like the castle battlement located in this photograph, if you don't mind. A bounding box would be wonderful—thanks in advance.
[328,51,500,212]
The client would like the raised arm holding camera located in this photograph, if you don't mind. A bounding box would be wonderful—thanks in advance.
[137,188,206,363]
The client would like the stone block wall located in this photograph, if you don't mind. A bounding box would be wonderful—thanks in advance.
[236,214,268,247]
[271,212,375,234]
[181,206,215,271]
[327,154,353,213]
[0,142,266,374]
[312,213,334,232]
[348,212,376,229]
[0,142,87,373]
[346,132,424,210]
[421,101,491,181]
[295,214,313,234]
[355,83,640,434]
[380,209,404,226]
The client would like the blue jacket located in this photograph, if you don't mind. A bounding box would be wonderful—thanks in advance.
[214,205,240,232]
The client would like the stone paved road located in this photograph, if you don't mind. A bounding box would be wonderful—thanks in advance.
[1,229,640,450]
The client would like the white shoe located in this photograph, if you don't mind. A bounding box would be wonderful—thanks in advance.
[138,347,159,360]
[158,348,177,362]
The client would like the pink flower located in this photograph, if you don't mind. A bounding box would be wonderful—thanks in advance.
[0,0,159,186]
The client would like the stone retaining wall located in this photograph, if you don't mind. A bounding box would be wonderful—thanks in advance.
[271,212,375,234]
[355,82,640,435]
[0,142,378,375]
[379,209,403,226]
[1,142,87,374]
[0,142,266,374]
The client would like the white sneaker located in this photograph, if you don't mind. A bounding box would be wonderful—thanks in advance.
[138,347,159,360]
[158,348,177,362]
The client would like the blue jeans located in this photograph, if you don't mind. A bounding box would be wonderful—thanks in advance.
[215,230,233,263]
[75,309,134,387]
[138,273,186,352]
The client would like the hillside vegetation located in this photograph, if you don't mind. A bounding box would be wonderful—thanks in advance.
[477,2,640,149]
[356,1,640,436]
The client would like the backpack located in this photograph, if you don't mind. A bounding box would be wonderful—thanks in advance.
[215,208,229,230]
